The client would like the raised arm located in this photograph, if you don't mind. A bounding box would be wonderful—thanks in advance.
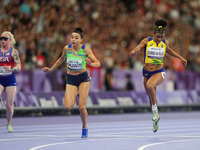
[85,47,101,68]
[129,38,148,56]
[42,46,67,72]
[166,40,187,67]
[12,49,21,71]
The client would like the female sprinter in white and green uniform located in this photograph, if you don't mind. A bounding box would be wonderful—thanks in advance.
[130,20,187,132]
[42,28,101,138]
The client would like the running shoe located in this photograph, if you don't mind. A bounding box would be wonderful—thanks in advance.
[152,110,160,133]
[7,124,14,133]
[81,128,88,138]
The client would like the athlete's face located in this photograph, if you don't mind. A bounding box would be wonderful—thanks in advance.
[0,33,11,48]
[154,32,165,43]
[71,32,82,47]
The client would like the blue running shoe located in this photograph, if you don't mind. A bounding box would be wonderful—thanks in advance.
[81,128,88,138]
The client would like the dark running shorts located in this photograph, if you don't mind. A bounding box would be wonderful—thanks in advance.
[143,68,165,80]
[0,73,16,87]
[66,71,91,87]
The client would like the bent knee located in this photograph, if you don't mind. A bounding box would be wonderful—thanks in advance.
[79,105,87,111]
[6,102,14,107]
[146,82,154,90]
[64,101,73,110]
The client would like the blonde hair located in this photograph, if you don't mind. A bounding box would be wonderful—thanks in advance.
[2,31,16,47]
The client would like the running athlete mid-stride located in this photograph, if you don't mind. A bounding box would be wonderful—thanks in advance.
[129,20,187,132]
[0,31,21,132]
[42,28,101,138]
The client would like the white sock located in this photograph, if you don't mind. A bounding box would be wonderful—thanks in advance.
[152,104,158,112]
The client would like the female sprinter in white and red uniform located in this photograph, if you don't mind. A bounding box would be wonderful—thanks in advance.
[0,31,21,132]
[42,28,101,138]
[130,20,187,132]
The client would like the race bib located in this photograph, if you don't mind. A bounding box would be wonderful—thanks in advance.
[67,59,83,70]
[147,47,164,58]
[0,66,12,75]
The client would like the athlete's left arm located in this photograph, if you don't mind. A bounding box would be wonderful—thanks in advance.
[166,40,187,67]
[12,49,21,71]
[85,47,101,67]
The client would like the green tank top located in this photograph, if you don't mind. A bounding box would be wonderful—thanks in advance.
[66,44,87,71]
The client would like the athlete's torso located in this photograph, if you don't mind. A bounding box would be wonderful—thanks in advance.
[66,44,87,74]
[0,48,14,75]
[144,37,167,71]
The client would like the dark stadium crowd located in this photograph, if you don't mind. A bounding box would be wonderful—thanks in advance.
[0,0,200,73]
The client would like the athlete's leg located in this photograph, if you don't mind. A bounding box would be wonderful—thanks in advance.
[146,73,164,106]
[63,84,78,110]
[5,86,16,132]
[144,77,153,107]
[146,72,165,132]
[78,81,90,138]
[0,85,4,107]
[0,85,4,99]
[78,82,90,129]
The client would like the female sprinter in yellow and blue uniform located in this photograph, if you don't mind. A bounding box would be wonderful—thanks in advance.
[42,28,101,138]
[130,20,187,132]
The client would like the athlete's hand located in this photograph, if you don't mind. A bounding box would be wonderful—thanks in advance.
[181,58,187,67]
[42,67,51,72]
[129,51,136,56]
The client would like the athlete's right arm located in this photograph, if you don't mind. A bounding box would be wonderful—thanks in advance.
[42,46,67,72]
[129,38,148,56]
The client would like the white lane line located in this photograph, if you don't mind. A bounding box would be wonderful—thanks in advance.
[0,137,44,142]
[137,139,200,150]
[29,136,200,150]
[28,138,118,150]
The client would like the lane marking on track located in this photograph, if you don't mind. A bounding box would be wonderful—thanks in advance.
[0,137,44,142]
[137,139,200,150]
[28,138,122,150]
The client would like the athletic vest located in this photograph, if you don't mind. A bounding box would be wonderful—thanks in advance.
[144,37,167,64]
[0,48,14,75]
[66,44,87,71]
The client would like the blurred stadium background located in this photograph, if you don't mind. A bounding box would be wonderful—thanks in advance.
[0,0,200,116]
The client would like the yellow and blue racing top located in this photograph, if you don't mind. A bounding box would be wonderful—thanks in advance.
[144,37,167,64]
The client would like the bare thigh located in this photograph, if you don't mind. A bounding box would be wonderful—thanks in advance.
[5,86,16,105]
[78,82,90,108]
[146,72,165,88]
[0,85,4,97]
[64,84,78,109]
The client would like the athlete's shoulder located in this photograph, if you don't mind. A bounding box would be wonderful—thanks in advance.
[145,36,153,41]
[11,48,18,55]
[164,39,168,44]
[84,45,91,52]
[63,44,72,50]
[140,37,149,44]
[161,39,168,47]
[81,44,86,49]
[63,45,68,50]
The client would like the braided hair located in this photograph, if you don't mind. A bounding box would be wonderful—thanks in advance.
[154,19,167,34]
